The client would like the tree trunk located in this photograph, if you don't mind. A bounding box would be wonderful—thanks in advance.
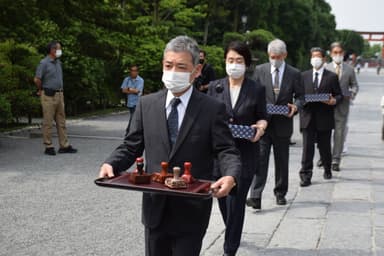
[203,19,209,45]
[153,0,159,25]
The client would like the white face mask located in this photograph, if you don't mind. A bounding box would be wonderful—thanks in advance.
[311,57,323,70]
[226,63,246,79]
[55,49,62,58]
[162,70,191,93]
[332,55,343,64]
[269,58,283,69]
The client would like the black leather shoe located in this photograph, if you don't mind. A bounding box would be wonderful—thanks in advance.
[246,198,261,210]
[323,171,332,179]
[58,145,78,153]
[223,253,235,256]
[44,147,56,156]
[300,179,311,187]
[276,196,287,205]
[317,159,323,167]
[332,163,340,172]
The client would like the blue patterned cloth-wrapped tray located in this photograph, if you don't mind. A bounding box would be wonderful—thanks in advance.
[266,104,289,115]
[228,124,255,139]
[305,93,331,102]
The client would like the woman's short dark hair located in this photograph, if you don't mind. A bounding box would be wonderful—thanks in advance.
[224,41,252,67]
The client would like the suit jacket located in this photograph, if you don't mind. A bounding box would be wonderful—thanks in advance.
[325,62,359,117]
[252,63,304,137]
[105,87,241,232]
[207,77,267,178]
[299,69,343,130]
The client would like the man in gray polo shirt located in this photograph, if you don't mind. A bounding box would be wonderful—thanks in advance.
[34,41,77,155]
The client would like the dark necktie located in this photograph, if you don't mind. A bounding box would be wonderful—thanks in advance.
[273,68,280,99]
[167,98,181,146]
[313,72,319,92]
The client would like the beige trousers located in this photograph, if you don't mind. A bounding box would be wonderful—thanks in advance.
[41,91,69,148]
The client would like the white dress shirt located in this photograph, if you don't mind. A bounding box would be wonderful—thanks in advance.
[270,61,286,88]
[165,86,193,129]
[229,85,241,108]
[313,66,325,85]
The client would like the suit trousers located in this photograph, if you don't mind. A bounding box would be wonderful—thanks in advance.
[332,101,349,164]
[41,91,69,148]
[250,133,290,199]
[300,120,332,180]
[144,224,205,256]
[125,106,136,137]
[218,177,252,255]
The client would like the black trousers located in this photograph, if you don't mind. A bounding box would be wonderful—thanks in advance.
[145,226,205,256]
[125,106,136,137]
[218,177,252,255]
[300,120,332,181]
[250,132,290,199]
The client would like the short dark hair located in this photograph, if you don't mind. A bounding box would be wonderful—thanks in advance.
[310,47,326,57]
[129,64,139,71]
[199,50,206,57]
[225,41,252,67]
[330,42,344,51]
[46,40,61,54]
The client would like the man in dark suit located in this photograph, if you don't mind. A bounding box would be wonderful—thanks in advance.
[247,39,304,209]
[325,42,359,171]
[299,47,343,187]
[98,36,241,256]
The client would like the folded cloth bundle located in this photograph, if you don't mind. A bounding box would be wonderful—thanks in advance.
[305,93,331,102]
[266,104,290,115]
[228,124,255,139]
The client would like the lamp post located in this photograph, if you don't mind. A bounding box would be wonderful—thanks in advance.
[241,15,247,33]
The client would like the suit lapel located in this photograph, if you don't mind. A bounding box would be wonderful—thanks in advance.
[233,78,248,112]
[156,90,172,154]
[169,89,202,159]
[318,70,330,92]
[264,64,276,104]
[306,71,315,94]
[277,66,290,102]
[222,78,233,113]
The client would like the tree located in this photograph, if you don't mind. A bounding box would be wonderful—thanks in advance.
[0,40,41,123]
[335,30,365,56]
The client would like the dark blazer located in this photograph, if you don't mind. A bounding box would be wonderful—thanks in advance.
[300,69,343,130]
[252,63,304,137]
[105,88,241,233]
[207,77,267,178]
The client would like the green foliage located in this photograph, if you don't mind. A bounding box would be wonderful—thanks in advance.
[0,40,41,122]
[0,95,12,124]
[246,29,276,64]
[223,33,245,47]
[362,43,383,59]
[335,30,365,56]
[0,0,343,124]
[200,45,225,78]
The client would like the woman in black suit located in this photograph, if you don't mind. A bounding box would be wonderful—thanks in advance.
[207,41,268,256]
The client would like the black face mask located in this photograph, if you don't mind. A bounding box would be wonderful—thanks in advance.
[199,59,205,64]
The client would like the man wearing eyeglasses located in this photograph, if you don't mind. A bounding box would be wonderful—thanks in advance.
[121,64,144,136]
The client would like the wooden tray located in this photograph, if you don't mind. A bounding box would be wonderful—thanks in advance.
[95,172,213,199]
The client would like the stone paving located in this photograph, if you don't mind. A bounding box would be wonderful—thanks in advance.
[0,69,383,256]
